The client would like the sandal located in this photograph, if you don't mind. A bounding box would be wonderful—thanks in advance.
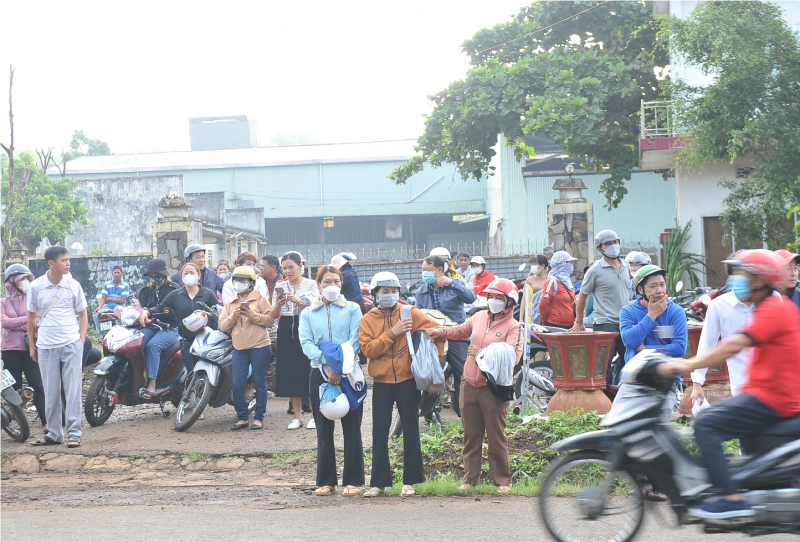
[67,438,81,448]
[315,485,336,496]
[458,483,472,491]
[642,484,667,502]
[342,485,360,497]
[231,421,249,431]
[31,436,61,446]
[250,422,263,430]
[139,388,157,400]
[497,485,511,494]
[400,485,416,497]
[362,487,384,498]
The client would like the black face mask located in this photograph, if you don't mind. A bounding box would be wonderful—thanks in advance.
[148,276,164,288]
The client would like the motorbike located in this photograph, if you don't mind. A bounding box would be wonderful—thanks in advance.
[94,306,120,337]
[84,306,186,426]
[684,286,727,322]
[538,351,800,542]
[513,323,563,412]
[2,368,30,442]
[173,305,258,432]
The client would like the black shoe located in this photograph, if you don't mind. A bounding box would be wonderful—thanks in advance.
[231,422,249,431]
[287,407,294,415]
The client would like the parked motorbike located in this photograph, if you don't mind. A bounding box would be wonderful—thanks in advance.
[513,323,563,412]
[684,286,727,322]
[1,368,30,442]
[538,351,800,542]
[84,306,186,426]
[94,306,120,337]
[173,305,258,431]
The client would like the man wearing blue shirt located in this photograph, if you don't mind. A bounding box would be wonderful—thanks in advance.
[93,265,129,333]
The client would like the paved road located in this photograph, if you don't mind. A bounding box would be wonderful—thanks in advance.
[3,493,796,542]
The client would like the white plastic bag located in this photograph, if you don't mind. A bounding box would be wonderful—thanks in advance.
[402,305,445,392]
[692,397,711,417]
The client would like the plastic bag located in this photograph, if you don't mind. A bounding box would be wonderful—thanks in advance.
[692,397,711,417]
[402,304,445,392]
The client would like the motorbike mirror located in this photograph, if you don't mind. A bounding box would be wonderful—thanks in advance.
[700,294,711,307]
[675,280,684,293]
[518,263,527,272]
[399,284,409,296]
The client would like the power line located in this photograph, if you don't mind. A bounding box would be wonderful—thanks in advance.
[474,1,611,55]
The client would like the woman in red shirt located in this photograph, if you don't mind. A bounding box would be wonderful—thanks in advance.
[539,251,577,327]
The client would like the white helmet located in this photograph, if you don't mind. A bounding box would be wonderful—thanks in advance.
[182,310,209,333]
[470,256,486,266]
[429,247,451,259]
[369,271,401,292]
[320,393,350,420]
[625,251,651,265]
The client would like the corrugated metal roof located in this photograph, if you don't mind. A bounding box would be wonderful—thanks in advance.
[48,139,419,175]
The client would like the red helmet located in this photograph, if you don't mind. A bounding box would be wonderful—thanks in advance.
[723,249,788,288]
[775,249,800,266]
[483,278,519,304]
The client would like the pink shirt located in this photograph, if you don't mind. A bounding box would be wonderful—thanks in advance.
[1,290,29,351]
[440,309,524,387]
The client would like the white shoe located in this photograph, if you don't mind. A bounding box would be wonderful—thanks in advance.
[287,419,302,430]
[307,418,316,429]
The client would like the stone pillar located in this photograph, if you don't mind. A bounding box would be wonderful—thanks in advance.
[547,176,594,280]
[151,194,196,274]
[6,242,28,266]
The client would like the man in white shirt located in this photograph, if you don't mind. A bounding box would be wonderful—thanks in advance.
[27,246,88,447]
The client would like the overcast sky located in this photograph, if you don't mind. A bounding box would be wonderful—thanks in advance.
[0,0,527,155]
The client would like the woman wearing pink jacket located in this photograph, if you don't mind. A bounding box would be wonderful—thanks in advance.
[426,278,523,493]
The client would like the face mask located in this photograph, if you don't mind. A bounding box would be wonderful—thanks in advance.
[18,279,30,293]
[422,271,437,284]
[378,293,399,309]
[147,276,162,288]
[564,264,574,276]
[530,265,539,274]
[234,281,250,293]
[218,272,229,280]
[603,244,621,259]
[727,275,752,301]
[488,298,506,314]
[322,286,341,302]
[183,274,198,287]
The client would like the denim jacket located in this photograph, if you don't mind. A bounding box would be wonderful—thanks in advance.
[299,295,362,369]
[414,278,477,324]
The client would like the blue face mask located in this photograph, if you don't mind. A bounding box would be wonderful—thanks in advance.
[727,275,752,301]
[422,271,437,285]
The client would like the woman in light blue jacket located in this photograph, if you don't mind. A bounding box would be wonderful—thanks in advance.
[299,265,364,497]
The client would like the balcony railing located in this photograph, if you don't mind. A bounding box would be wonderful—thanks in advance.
[640,100,681,138]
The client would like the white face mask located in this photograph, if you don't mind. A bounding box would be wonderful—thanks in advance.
[378,293,399,309]
[603,244,621,259]
[487,298,506,314]
[322,286,341,302]
[234,281,250,293]
[530,265,539,274]
[183,274,198,287]
[19,279,30,293]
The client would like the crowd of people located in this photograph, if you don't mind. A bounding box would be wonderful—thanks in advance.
[2,233,799,510]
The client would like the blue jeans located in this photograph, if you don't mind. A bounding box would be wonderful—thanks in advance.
[145,329,179,382]
[232,346,271,422]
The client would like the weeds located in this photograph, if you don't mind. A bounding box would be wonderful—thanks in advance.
[273,449,314,467]
[186,452,209,463]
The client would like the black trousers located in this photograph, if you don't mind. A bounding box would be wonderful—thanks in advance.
[2,349,46,425]
[371,379,425,487]
[593,322,625,387]
[694,393,786,495]
[446,340,469,417]
[309,368,365,487]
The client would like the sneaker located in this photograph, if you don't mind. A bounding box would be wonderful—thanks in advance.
[689,497,755,520]
[307,418,316,430]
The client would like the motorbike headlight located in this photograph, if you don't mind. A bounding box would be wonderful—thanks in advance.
[207,348,227,361]
[120,307,139,327]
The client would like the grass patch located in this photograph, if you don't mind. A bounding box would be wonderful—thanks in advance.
[87,328,102,348]
[273,449,315,467]
[1,452,9,459]
[185,452,209,463]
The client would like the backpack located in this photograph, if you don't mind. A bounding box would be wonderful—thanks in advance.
[401,305,445,393]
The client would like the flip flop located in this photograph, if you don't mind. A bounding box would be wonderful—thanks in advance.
[139,388,156,400]
[342,485,360,497]
[642,484,667,501]
[31,436,61,446]
[315,486,336,496]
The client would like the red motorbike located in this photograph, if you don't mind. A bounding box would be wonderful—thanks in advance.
[84,306,186,426]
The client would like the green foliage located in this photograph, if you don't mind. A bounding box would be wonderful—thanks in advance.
[185,452,209,463]
[662,1,800,249]
[662,221,709,295]
[390,1,668,209]
[64,130,111,161]
[1,151,89,249]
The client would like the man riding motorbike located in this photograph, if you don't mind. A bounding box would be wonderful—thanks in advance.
[659,249,800,520]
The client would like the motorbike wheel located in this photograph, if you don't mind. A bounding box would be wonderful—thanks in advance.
[174,373,212,432]
[2,401,30,442]
[539,450,644,542]
[84,375,116,427]
[514,360,554,412]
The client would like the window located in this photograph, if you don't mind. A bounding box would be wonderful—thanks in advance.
[323,217,335,228]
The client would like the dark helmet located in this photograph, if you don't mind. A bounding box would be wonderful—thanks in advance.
[4,263,33,283]
[145,259,169,277]
[184,244,206,261]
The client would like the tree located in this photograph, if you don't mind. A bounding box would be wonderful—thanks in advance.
[663,1,800,249]
[1,65,15,266]
[1,152,89,252]
[64,129,111,161]
[390,1,667,209]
